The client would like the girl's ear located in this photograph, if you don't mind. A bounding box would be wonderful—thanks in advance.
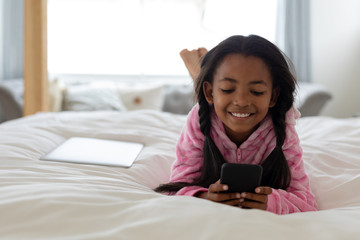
[269,87,280,108]
[203,81,214,104]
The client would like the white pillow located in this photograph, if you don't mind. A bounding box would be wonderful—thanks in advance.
[117,84,164,111]
[49,78,66,112]
[63,83,126,111]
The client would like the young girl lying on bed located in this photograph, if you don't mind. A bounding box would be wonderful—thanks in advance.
[155,35,317,215]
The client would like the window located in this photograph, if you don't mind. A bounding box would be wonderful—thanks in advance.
[48,0,277,79]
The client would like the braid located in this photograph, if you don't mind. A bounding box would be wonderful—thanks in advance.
[260,62,294,190]
[261,108,291,190]
[196,90,226,188]
[198,90,211,137]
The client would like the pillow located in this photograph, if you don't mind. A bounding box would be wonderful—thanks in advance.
[162,84,195,114]
[49,78,66,112]
[63,83,126,111]
[116,84,164,111]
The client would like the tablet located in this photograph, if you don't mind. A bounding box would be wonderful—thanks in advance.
[40,137,143,168]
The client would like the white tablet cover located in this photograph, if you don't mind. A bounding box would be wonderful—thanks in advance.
[41,137,143,168]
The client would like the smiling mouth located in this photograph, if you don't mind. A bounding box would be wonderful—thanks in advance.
[230,112,252,118]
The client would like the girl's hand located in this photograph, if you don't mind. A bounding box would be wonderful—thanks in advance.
[238,186,272,210]
[196,180,242,206]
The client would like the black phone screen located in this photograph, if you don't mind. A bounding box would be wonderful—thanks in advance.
[220,163,263,193]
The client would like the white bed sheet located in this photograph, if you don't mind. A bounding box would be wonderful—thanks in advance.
[0,110,359,239]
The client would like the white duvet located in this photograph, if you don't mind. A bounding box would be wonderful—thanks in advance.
[0,110,359,240]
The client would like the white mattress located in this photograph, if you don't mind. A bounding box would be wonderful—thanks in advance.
[0,110,359,239]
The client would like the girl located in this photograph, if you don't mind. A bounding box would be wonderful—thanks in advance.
[155,35,317,215]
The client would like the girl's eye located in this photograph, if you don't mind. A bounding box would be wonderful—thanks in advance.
[220,89,234,94]
[251,91,265,96]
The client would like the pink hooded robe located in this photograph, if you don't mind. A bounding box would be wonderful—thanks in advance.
[170,104,317,215]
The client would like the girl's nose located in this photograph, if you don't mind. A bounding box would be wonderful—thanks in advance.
[233,91,250,107]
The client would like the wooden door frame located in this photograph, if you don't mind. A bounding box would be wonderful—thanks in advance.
[23,0,48,116]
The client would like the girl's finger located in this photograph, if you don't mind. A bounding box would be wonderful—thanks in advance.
[208,180,228,193]
[241,192,267,204]
[207,192,241,202]
[222,199,243,207]
[255,186,272,195]
[240,200,267,210]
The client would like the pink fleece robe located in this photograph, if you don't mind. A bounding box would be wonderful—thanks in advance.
[170,104,317,215]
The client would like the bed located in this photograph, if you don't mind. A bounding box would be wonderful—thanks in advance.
[0,109,359,239]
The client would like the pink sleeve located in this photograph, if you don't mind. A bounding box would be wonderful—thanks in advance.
[170,105,208,196]
[266,122,318,214]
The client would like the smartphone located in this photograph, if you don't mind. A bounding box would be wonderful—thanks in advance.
[220,163,263,193]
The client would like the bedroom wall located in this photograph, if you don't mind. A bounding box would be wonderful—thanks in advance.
[310,0,360,118]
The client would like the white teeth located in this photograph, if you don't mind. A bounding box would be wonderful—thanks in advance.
[231,112,251,118]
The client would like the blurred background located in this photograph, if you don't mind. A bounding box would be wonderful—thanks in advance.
[0,0,359,121]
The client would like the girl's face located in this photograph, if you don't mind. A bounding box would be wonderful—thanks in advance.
[203,54,278,146]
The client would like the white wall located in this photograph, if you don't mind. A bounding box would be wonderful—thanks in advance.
[310,0,360,118]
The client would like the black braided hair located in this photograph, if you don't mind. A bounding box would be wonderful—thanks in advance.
[155,35,296,193]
